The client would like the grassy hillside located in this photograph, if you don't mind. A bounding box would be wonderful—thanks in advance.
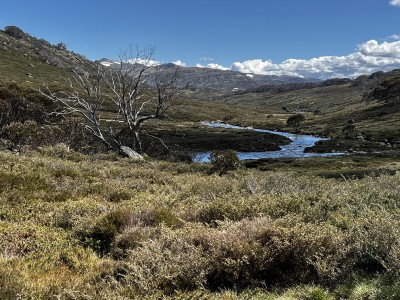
[219,70,400,147]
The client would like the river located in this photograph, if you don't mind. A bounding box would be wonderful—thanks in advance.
[192,122,345,163]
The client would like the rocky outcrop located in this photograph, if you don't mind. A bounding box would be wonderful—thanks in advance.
[120,146,144,161]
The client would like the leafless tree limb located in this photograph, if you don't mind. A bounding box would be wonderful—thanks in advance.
[39,46,179,153]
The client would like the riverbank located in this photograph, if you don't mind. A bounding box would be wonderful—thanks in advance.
[144,121,291,155]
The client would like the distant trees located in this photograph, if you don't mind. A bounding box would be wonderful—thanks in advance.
[286,114,306,131]
[40,47,179,154]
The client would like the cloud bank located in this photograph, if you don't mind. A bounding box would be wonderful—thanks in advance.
[196,63,230,70]
[390,0,400,7]
[172,60,186,67]
[195,39,400,79]
[127,58,161,66]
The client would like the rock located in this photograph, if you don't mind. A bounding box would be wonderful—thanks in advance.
[356,135,365,141]
[120,146,144,161]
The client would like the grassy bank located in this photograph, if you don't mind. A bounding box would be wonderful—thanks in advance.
[0,148,399,299]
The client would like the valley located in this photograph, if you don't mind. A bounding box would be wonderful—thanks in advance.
[0,25,400,299]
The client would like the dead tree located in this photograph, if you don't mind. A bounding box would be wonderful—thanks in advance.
[40,47,179,154]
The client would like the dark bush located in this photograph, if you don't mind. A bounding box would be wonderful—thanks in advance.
[55,42,67,50]
[107,190,132,202]
[210,149,241,175]
[0,99,11,127]
[342,124,357,139]
[138,207,182,228]
[112,227,158,259]
[87,209,132,255]
[4,26,26,39]
[0,267,26,299]
[287,114,306,130]
[0,121,64,150]
[0,82,55,126]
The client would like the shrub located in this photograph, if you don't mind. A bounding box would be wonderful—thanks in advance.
[210,149,241,175]
[112,227,159,259]
[342,124,357,139]
[107,189,132,202]
[86,209,132,255]
[0,99,11,127]
[287,114,306,130]
[3,26,26,39]
[122,226,210,295]
[0,267,25,299]
[0,121,64,150]
[0,82,54,126]
[137,207,182,228]
[351,209,400,276]
[55,42,67,50]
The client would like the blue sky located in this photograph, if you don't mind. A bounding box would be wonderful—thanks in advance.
[2,0,400,79]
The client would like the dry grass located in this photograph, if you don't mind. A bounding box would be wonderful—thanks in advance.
[0,148,399,298]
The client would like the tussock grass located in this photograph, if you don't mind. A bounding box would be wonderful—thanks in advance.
[0,149,399,298]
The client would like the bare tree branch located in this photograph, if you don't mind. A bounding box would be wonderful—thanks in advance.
[39,46,179,153]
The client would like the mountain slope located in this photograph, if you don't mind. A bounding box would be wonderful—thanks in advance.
[0,26,96,89]
[219,68,400,144]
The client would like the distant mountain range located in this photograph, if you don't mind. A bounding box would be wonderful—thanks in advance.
[98,58,320,92]
[1,25,399,108]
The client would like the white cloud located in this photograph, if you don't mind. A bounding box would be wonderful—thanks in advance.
[200,57,214,62]
[126,58,161,66]
[386,34,400,41]
[390,0,400,7]
[230,39,400,79]
[206,63,230,71]
[196,63,230,71]
[172,60,186,67]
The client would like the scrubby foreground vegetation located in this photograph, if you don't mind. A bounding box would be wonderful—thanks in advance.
[1,25,400,299]
[0,148,399,299]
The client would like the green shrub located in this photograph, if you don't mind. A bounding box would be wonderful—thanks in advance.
[122,226,210,295]
[112,227,159,259]
[108,189,132,202]
[0,267,25,299]
[210,149,241,175]
[86,209,132,255]
[0,82,54,126]
[1,121,64,150]
[138,207,182,228]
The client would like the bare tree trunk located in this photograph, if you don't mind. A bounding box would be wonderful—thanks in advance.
[39,46,179,155]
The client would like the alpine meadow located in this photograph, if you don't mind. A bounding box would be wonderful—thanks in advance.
[1,1,400,299]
